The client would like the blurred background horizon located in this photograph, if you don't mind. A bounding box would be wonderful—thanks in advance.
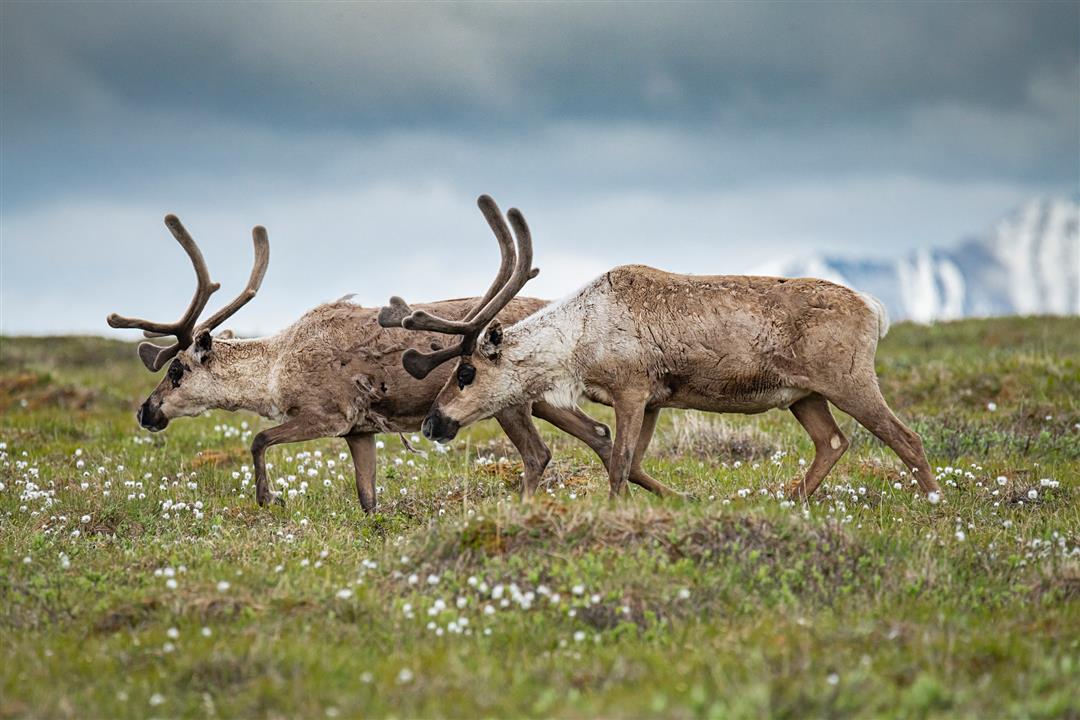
[2,2,1077,337]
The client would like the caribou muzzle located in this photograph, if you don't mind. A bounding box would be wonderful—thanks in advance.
[422,408,460,443]
[137,399,169,432]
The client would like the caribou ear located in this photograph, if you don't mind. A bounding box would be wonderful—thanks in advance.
[193,330,213,362]
[478,320,504,360]
[215,329,235,340]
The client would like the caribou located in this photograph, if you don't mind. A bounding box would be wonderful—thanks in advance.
[108,203,677,510]
[382,201,942,501]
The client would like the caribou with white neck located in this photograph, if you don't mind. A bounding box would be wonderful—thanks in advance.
[383,202,941,501]
[109,207,678,510]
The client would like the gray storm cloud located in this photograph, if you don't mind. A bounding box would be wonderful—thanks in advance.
[1,2,1076,334]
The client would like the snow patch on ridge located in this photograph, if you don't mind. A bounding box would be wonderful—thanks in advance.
[759,197,1079,322]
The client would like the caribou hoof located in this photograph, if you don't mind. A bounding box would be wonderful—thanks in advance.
[256,492,286,508]
[785,485,809,503]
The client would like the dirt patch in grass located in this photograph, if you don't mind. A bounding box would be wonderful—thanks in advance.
[94,599,161,634]
[93,594,260,635]
[186,596,260,622]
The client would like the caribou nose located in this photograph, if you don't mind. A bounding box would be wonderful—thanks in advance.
[137,400,169,432]
[422,409,460,443]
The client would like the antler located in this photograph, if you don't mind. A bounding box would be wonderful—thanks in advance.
[193,225,269,336]
[378,195,539,379]
[107,216,270,372]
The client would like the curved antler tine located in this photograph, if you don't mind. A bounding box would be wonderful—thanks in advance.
[195,225,270,335]
[106,214,221,340]
[384,197,539,378]
[460,205,538,331]
[466,195,517,322]
[378,296,414,328]
[509,207,535,272]
[107,312,174,333]
[400,309,476,333]
[396,195,535,336]
[381,194,518,335]
[165,214,221,339]
[400,343,467,380]
[136,341,182,372]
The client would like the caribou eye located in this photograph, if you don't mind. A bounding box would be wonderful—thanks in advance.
[456,363,476,389]
[167,360,184,388]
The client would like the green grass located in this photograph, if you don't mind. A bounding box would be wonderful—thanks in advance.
[1,317,1078,718]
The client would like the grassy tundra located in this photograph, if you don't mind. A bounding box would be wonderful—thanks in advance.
[1,317,1078,718]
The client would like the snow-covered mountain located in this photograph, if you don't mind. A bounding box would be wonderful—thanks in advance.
[758,198,1079,322]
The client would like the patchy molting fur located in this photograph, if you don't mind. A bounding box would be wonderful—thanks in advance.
[427,265,940,502]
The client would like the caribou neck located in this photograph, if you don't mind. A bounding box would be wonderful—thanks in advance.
[205,337,282,417]
[502,298,589,397]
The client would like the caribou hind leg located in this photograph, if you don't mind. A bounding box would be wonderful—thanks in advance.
[629,407,661,491]
[825,383,940,495]
[787,393,849,501]
[531,402,679,497]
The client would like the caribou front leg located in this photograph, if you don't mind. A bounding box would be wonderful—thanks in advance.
[532,402,678,497]
[345,433,378,513]
[251,415,341,507]
[495,404,552,499]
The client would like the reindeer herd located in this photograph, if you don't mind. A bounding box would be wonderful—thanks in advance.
[109,196,940,511]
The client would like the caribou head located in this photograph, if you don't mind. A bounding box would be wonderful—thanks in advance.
[107,215,269,431]
[379,195,539,441]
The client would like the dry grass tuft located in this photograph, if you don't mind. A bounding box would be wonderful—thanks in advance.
[191,448,248,469]
[657,412,776,461]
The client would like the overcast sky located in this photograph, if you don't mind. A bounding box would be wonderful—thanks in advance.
[2,2,1077,336]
